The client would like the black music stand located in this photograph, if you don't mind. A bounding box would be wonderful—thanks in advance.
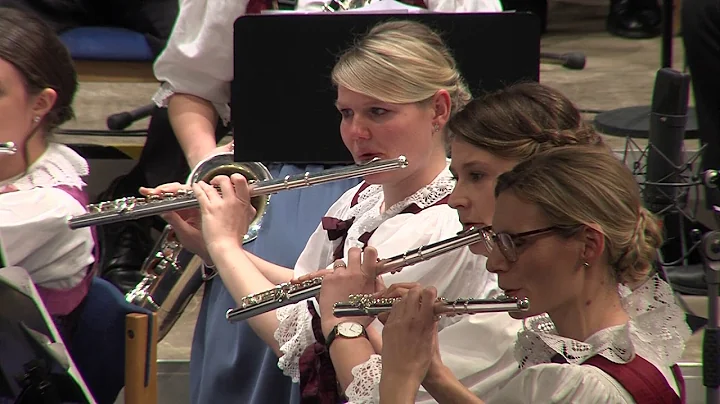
[0,267,94,403]
[230,11,541,164]
[593,0,699,140]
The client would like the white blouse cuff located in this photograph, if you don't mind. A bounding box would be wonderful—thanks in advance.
[275,302,316,382]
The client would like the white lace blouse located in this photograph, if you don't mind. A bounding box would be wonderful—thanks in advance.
[486,275,690,403]
[0,143,94,290]
[151,0,504,124]
[273,167,523,402]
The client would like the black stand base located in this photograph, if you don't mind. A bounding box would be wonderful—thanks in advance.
[594,106,699,139]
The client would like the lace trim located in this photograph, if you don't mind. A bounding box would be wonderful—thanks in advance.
[516,275,691,368]
[345,354,383,404]
[3,143,88,191]
[152,82,231,126]
[346,167,455,247]
[275,302,316,382]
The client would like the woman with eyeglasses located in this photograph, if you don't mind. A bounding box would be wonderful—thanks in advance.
[375,145,690,403]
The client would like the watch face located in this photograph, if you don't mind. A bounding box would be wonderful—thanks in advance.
[338,322,364,338]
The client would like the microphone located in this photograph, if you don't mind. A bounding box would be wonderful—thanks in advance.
[705,170,720,189]
[106,103,156,130]
[539,52,586,70]
[643,67,691,215]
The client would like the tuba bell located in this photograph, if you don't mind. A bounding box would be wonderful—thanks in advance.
[125,151,271,341]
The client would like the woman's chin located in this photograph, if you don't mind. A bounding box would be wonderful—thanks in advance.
[362,171,400,186]
[509,311,531,320]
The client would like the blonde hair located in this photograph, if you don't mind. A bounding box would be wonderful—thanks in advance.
[331,20,471,116]
[495,146,663,285]
[447,82,605,160]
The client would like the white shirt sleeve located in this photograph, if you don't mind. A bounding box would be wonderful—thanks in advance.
[152,0,251,123]
[487,363,635,404]
[0,188,94,289]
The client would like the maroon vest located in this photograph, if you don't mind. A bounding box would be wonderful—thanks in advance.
[298,181,449,403]
[583,355,685,404]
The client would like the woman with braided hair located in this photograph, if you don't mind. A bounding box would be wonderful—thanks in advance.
[375,145,689,403]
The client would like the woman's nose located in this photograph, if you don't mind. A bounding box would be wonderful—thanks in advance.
[346,117,371,140]
[485,248,508,274]
[448,184,469,210]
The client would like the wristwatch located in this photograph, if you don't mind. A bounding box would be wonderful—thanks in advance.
[325,322,368,350]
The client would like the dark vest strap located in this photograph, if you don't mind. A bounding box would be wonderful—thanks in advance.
[583,355,684,404]
[298,301,342,404]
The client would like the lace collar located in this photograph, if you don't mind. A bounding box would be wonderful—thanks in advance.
[0,142,89,191]
[345,164,455,247]
[515,275,691,369]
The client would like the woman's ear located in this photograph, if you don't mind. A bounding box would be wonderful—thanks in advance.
[30,88,57,122]
[580,225,605,266]
[431,89,452,129]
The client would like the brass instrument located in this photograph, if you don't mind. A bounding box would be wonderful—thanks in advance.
[0,142,17,155]
[333,294,530,317]
[67,155,408,230]
[124,154,408,340]
[225,226,491,323]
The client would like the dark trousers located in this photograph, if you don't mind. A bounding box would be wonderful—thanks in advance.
[683,0,720,206]
[0,0,178,58]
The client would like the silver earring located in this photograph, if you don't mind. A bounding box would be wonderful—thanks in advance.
[433,123,440,133]
[32,116,40,123]
[583,262,590,268]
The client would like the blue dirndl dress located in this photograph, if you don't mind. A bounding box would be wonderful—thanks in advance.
[189,163,360,404]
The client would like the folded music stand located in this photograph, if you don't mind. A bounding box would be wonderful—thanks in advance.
[231,11,541,164]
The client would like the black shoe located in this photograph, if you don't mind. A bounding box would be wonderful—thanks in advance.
[607,0,662,39]
[97,219,155,295]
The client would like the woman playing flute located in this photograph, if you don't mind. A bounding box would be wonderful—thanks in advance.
[378,145,690,403]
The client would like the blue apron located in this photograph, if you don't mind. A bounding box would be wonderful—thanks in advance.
[189,163,359,404]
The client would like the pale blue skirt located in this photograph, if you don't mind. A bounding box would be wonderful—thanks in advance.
[189,163,360,404]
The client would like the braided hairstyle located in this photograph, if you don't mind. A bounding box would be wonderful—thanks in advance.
[446,82,606,160]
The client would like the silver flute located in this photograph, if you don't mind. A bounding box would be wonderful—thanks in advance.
[67,156,408,229]
[333,294,530,317]
[0,142,17,155]
[225,226,490,323]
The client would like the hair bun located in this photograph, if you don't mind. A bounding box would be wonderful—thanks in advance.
[538,125,604,148]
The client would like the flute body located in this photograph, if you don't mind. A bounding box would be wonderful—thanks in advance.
[225,226,490,323]
[67,156,408,229]
[0,142,17,155]
[333,294,530,317]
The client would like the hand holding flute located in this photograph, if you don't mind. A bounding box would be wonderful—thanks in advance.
[317,246,387,338]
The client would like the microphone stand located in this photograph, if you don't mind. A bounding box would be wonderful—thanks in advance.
[700,224,720,404]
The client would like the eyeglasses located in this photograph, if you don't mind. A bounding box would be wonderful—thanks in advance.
[481,226,563,262]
